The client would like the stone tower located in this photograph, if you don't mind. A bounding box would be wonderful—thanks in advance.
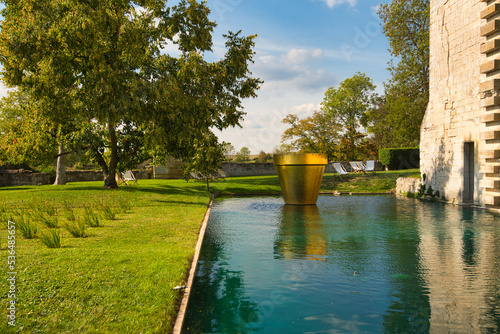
[421,0,500,207]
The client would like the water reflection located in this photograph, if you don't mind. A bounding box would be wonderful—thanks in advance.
[412,202,500,332]
[183,196,500,333]
[274,205,327,261]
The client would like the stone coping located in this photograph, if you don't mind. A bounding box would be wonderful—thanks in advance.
[172,194,214,334]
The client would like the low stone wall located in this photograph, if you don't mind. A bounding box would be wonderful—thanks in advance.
[66,171,103,182]
[396,177,421,195]
[0,172,51,186]
[0,170,152,187]
[221,162,277,177]
[66,170,151,182]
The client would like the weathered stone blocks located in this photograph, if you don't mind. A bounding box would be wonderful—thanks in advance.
[480,19,500,36]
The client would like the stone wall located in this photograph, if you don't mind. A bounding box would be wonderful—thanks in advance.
[421,0,487,206]
[221,162,278,177]
[0,172,51,186]
[220,162,339,177]
[66,171,103,182]
[396,177,421,195]
[153,157,185,179]
[65,170,151,182]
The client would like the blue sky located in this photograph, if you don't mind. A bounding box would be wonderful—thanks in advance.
[206,0,392,153]
[0,0,392,154]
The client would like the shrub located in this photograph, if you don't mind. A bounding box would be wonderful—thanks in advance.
[40,229,62,248]
[379,148,419,170]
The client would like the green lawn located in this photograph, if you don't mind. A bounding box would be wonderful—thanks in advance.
[0,170,419,333]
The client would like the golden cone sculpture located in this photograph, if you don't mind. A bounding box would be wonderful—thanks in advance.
[273,153,328,205]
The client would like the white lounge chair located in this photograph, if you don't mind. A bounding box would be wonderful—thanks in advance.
[122,170,138,185]
[190,172,204,182]
[364,160,376,173]
[332,162,350,180]
[349,161,365,173]
[217,169,227,181]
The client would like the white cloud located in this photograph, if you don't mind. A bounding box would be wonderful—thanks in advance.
[253,47,333,91]
[286,48,323,64]
[318,0,357,8]
[290,103,321,117]
[0,82,12,99]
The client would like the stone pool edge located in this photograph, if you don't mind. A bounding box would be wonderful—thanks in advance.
[172,193,214,334]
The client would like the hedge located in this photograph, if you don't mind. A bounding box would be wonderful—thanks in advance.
[379,148,419,170]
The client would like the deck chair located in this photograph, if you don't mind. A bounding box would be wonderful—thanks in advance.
[190,172,203,182]
[349,161,365,173]
[116,173,127,186]
[217,169,227,181]
[122,170,138,185]
[364,160,376,174]
[332,162,350,180]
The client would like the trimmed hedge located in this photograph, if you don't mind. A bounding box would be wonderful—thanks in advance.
[379,148,419,170]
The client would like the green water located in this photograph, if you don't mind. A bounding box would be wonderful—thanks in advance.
[183,196,500,333]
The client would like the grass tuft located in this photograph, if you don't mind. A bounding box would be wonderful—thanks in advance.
[64,209,77,222]
[101,203,116,220]
[40,228,62,248]
[18,216,38,239]
[83,206,101,227]
[39,214,59,228]
[63,219,86,238]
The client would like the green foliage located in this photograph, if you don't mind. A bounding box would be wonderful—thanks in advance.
[40,229,62,249]
[379,148,420,170]
[281,110,340,160]
[35,213,60,229]
[235,147,251,162]
[64,209,77,222]
[63,220,86,238]
[321,72,376,161]
[118,198,131,213]
[369,0,429,147]
[83,207,101,227]
[0,0,261,188]
[101,203,117,220]
[18,216,38,239]
[257,151,272,163]
[182,134,227,191]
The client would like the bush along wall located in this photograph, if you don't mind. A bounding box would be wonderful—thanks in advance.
[379,148,420,170]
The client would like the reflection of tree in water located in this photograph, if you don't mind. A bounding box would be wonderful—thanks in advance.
[183,212,261,334]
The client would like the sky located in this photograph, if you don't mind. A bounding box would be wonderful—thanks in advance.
[205,0,392,154]
[0,0,393,154]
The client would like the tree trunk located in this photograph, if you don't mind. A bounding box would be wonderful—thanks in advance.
[104,122,119,188]
[53,145,67,185]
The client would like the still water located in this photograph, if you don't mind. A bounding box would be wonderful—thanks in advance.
[183,196,500,333]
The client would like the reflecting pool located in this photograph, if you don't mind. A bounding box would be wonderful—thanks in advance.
[183,196,500,333]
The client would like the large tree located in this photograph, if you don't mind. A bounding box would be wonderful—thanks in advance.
[0,0,261,188]
[372,0,430,147]
[280,110,339,160]
[321,72,375,161]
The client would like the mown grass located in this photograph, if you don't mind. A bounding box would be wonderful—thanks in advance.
[0,170,419,333]
[321,168,421,193]
[0,180,210,333]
